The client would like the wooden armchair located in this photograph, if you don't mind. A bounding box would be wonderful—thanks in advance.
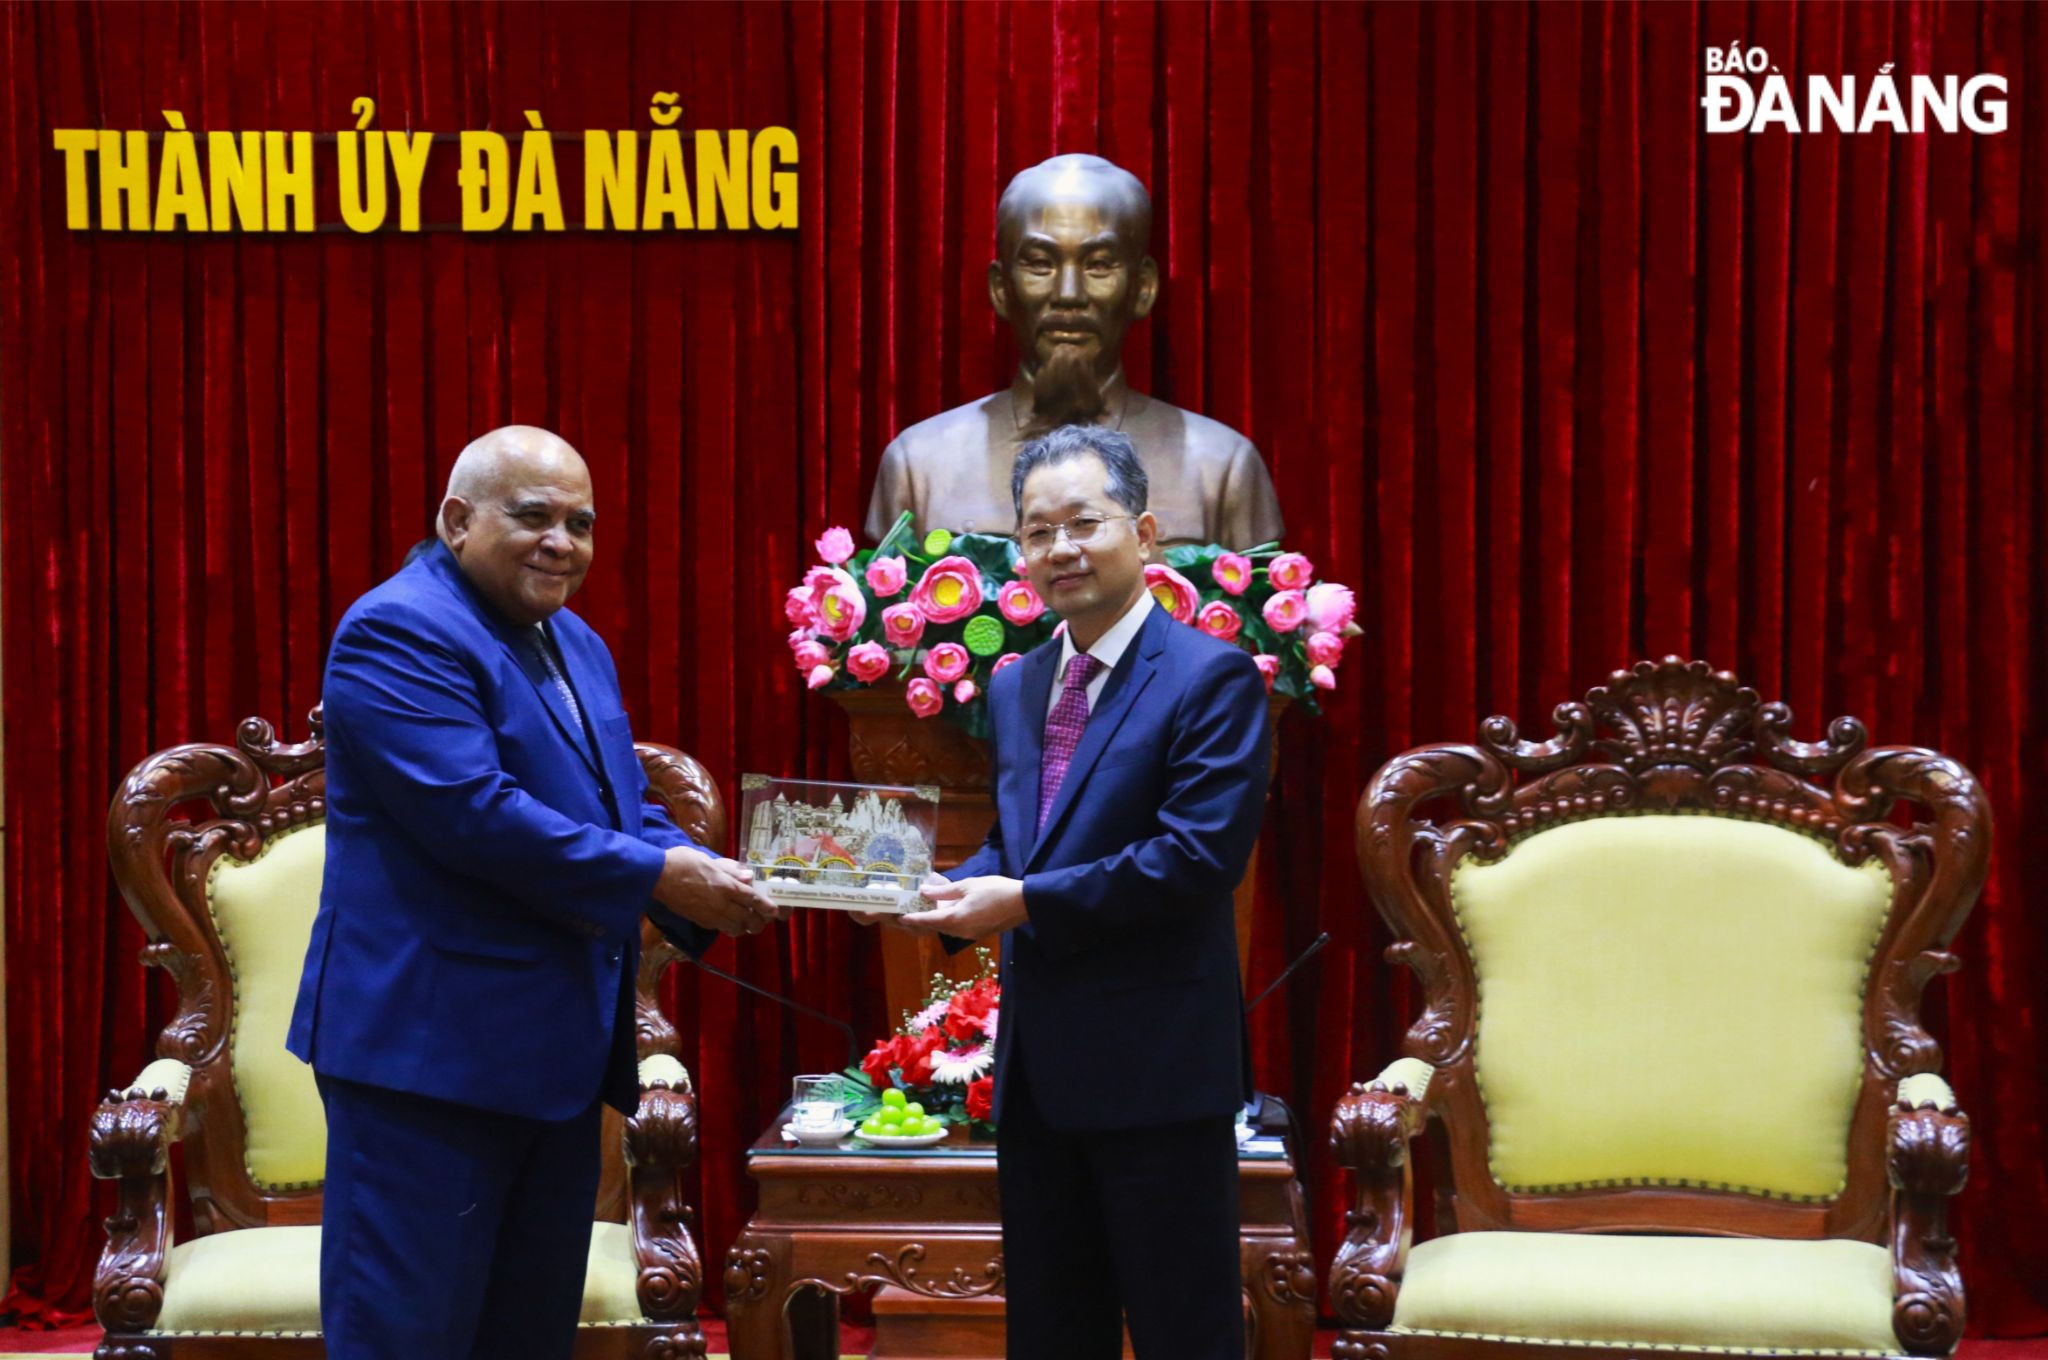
[94,707,724,1360]
[1330,660,1987,1360]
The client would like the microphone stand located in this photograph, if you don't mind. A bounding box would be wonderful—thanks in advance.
[682,952,862,1073]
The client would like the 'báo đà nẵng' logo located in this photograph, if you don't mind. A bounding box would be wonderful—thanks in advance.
[1701,45,2007,135]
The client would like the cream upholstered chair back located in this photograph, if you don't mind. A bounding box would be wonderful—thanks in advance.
[1355,659,1987,1242]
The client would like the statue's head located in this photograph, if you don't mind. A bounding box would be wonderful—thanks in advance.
[990,155,1159,429]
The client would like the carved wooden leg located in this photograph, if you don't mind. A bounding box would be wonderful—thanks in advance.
[1246,1245,1318,1360]
[724,1233,794,1360]
[644,1321,710,1359]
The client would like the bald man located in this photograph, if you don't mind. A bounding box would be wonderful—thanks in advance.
[288,426,777,1360]
[864,153,1284,549]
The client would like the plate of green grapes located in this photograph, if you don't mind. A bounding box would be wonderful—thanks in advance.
[855,1088,949,1146]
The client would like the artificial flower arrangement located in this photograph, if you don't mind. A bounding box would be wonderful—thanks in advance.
[785,511,1362,737]
[811,950,1003,1135]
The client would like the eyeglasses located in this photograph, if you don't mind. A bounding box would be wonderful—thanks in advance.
[1013,513,1133,559]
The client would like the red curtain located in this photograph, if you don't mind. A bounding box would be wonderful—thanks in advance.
[2,0,2043,1333]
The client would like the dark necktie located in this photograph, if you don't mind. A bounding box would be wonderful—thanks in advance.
[528,626,586,735]
[1037,653,1103,835]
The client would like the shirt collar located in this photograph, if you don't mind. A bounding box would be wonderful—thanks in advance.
[1057,587,1154,685]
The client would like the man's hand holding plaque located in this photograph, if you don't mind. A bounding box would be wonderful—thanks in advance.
[653,848,780,937]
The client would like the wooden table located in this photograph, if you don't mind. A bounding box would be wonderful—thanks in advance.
[722,1104,1318,1360]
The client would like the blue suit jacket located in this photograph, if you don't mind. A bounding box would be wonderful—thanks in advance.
[286,543,714,1120]
[953,604,1271,1131]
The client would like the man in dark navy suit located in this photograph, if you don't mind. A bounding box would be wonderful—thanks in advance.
[890,424,1271,1360]
[287,425,777,1360]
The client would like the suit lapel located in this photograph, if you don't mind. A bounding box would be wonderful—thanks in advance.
[1026,610,1165,870]
[1001,644,1058,872]
[500,625,604,782]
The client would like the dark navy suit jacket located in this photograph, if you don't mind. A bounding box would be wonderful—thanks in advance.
[286,543,713,1120]
[952,603,1271,1131]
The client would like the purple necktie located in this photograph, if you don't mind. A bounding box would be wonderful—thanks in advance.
[1037,653,1103,835]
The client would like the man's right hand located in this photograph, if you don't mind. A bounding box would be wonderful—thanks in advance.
[653,849,780,936]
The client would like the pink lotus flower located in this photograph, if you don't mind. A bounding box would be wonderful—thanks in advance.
[881,603,926,647]
[792,639,831,673]
[1011,556,1031,577]
[815,526,856,566]
[997,580,1046,626]
[953,678,979,705]
[923,642,970,684]
[784,587,817,628]
[865,555,908,596]
[1196,600,1243,643]
[1305,581,1356,633]
[846,641,892,683]
[1144,563,1200,624]
[992,652,1023,675]
[1211,552,1253,596]
[905,677,944,719]
[1306,631,1345,668]
[1310,664,1337,691]
[1253,654,1280,693]
[804,566,867,642]
[1269,552,1315,591]
[1262,589,1307,633]
[911,556,984,624]
[807,664,836,690]
[787,627,812,650]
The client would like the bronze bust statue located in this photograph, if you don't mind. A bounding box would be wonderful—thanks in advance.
[865,153,1285,549]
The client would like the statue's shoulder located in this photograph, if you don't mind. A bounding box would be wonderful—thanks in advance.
[885,392,1008,463]
[1132,391,1258,462]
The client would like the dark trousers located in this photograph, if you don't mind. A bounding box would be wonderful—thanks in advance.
[316,1073,604,1360]
[996,1056,1246,1360]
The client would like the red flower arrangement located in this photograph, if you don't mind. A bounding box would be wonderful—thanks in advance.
[849,950,1002,1132]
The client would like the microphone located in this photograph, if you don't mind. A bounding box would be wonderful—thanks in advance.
[1244,931,1330,1016]
[682,952,862,1071]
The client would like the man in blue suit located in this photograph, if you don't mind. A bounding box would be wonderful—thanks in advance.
[287,425,777,1360]
[892,424,1271,1360]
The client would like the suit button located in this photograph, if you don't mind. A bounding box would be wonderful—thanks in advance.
[607,950,622,966]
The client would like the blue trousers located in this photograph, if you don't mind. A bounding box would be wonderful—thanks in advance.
[316,1073,604,1360]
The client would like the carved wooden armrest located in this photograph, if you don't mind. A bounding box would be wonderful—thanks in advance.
[624,1055,703,1323]
[1329,1058,1435,1332]
[89,1059,194,1333]
[1889,1074,1969,1356]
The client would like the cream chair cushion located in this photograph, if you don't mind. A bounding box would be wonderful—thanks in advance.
[150,1223,649,1333]
[1392,1232,1900,1354]
[1451,814,1891,1199]
[206,823,328,1189]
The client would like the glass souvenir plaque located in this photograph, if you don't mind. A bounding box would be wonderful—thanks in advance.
[738,775,940,913]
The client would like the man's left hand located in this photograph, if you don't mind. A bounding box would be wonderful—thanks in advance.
[896,874,1029,938]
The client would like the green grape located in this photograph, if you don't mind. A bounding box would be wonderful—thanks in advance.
[904,1102,925,1119]
[881,1088,907,1109]
[962,615,1005,656]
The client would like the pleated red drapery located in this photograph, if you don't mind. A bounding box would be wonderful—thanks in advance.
[1,0,2043,1333]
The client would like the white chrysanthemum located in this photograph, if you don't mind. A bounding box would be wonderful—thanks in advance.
[928,1041,994,1085]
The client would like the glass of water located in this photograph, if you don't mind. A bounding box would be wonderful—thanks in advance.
[791,1075,844,1130]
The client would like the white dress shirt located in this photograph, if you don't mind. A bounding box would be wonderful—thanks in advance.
[1048,588,1155,722]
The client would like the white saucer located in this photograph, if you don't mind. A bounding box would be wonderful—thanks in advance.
[782,1119,854,1146]
[852,1127,949,1147]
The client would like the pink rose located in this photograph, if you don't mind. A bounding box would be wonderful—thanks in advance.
[804,566,867,642]
[784,587,817,628]
[815,526,856,565]
[905,677,944,719]
[1305,581,1356,633]
[1143,563,1200,624]
[1211,552,1253,596]
[1310,664,1337,692]
[911,555,985,624]
[953,678,979,705]
[881,602,926,647]
[1253,654,1280,693]
[1306,631,1345,668]
[1269,552,1315,591]
[807,664,836,690]
[923,642,970,684]
[1262,589,1307,633]
[992,652,1023,675]
[997,580,1046,626]
[792,640,831,673]
[865,555,908,596]
[846,641,892,683]
[1196,600,1243,643]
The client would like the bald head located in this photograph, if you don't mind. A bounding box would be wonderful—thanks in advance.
[438,425,597,626]
[996,154,1152,260]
